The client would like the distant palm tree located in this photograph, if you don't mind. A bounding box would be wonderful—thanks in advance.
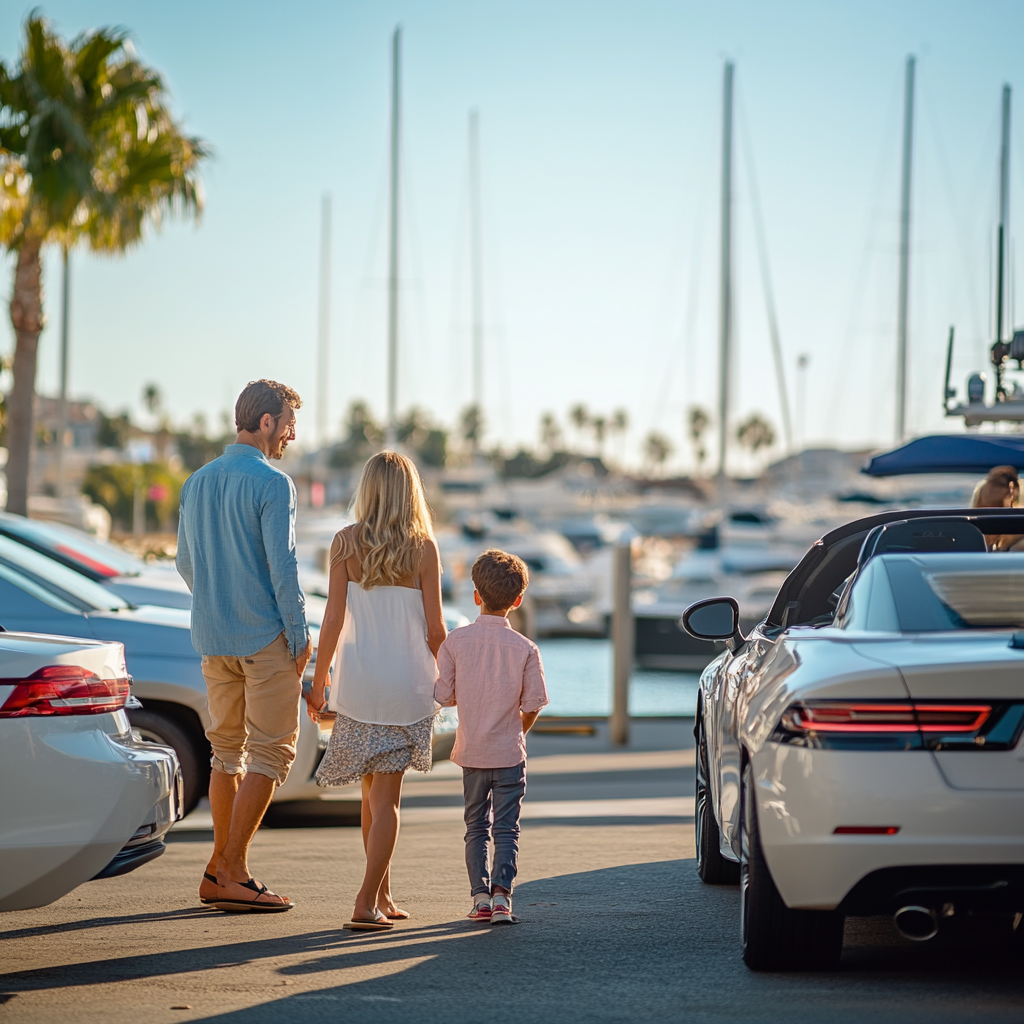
[643,431,673,475]
[610,407,629,466]
[736,413,776,458]
[590,414,607,461]
[0,14,207,513]
[568,403,589,452]
[460,404,484,451]
[688,406,711,475]
[538,411,562,453]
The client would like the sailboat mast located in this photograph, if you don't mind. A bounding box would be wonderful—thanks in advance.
[996,85,1011,374]
[316,193,332,448]
[469,108,484,429]
[716,61,734,480]
[895,55,915,444]
[385,26,401,447]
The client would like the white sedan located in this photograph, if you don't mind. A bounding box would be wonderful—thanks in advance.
[685,509,1024,970]
[0,632,181,911]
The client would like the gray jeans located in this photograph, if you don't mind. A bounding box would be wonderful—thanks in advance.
[463,761,527,897]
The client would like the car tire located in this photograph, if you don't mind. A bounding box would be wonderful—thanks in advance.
[696,716,740,884]
[740,760,844,971]
[128,709,205,817]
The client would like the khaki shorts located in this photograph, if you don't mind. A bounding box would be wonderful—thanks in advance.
[202,633,301,785]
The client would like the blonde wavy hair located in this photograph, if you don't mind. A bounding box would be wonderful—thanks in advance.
[343,451,435,589]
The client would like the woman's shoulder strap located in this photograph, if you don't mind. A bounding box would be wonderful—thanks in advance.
[330,524,362,568]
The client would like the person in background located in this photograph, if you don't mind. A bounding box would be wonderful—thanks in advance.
[308,451,447,932]
[178,379,311,913]
[435,549,549,926]
[971,465,1024,551]
[971,465,1019,509]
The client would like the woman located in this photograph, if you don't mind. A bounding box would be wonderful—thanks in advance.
[971,464,1023,551]
[308,451,447,930]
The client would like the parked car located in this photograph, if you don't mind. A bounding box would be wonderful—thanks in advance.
[0,632,180,911]
[0,511,193,608]
[684,509,1024,970]
[0,530,460,816]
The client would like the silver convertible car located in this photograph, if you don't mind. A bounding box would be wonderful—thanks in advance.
[684,509,1024,970]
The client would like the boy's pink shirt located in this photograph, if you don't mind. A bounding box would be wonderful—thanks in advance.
[435,614,549,769]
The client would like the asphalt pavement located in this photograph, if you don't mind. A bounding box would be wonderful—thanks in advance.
[1,718,1021,1023]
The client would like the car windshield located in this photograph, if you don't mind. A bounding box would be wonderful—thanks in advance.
[0,512,142,577]
[841,552,1024,632]
[0,535,131,612]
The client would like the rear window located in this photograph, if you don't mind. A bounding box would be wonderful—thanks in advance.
[842,553,1024,632]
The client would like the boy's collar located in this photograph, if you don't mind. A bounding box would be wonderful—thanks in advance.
[475,613,512,627]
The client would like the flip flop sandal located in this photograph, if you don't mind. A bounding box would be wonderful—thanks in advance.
[344,911,395,931]
[203,877,294,913]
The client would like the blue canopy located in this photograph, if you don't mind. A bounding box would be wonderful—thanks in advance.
[862,434,1024,476]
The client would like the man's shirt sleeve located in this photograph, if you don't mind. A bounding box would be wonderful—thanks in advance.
[175,496,194,593]
[520,644,549,713]
[259,473,308,658]
[434,638,457,706]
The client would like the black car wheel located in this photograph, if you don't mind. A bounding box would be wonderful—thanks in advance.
[740,760,844,970]
[128,708,205,817]
[696,715,740,884]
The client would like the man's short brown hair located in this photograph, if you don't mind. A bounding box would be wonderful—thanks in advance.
[235,380,303,432]
[471,548,529,611]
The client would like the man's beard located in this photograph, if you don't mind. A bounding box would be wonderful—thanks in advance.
[271,439,289,459]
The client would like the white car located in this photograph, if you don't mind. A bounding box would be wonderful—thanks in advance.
[0,632,181,911]
[685,509,1024,970]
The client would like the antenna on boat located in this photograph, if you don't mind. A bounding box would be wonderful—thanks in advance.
[385,26,402,448]
[469,108,484,445]
[316,192,332,448]
[895,55,915,444]
[716,61,734,481]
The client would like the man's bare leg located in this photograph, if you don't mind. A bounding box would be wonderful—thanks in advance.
[352,772,404,921]
[200,771,289,907]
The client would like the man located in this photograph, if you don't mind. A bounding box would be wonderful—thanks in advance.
[177,379,312,912]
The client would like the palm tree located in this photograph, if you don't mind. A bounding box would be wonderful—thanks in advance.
[643,431,674,476]
[568,403,589,452]
[538,411,562,453]
[736,413,776,459]
[0,14,207,514]
[460,403,484,452]
[688,406,711,475]
[610,407,629,467]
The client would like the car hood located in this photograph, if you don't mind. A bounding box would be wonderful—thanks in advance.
[86,605,196,658]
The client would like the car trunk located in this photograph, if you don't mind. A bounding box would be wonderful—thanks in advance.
[890,635,1024,790]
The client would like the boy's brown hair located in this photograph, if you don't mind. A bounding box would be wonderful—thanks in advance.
[235,379,303,433]
[472,548,530,611]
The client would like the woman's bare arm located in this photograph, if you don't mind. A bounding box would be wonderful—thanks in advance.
[308,534,351,718]
[419,537,448,659]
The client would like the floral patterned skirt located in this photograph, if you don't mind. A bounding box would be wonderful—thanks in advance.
[315,712,434,788]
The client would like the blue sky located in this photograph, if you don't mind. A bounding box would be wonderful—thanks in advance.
[1,1,1022,469]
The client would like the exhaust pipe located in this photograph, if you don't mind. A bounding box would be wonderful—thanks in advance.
[893,905,938,941]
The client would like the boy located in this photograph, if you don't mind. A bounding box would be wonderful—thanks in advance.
[435,548,549,925]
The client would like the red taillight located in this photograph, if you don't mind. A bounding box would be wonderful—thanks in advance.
[0,666,129,718]
[54,545,119,578]
[833,826,900,835]
[781,702,991,733]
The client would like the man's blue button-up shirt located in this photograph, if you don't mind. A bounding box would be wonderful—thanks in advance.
[176,444,309,659]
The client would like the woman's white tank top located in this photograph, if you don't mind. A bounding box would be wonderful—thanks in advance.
[327,581,438,726]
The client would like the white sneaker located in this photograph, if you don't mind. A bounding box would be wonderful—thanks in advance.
[490,893,515,925]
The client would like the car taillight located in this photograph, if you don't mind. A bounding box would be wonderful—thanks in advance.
[0,666,130,717]
[780,702,991,733]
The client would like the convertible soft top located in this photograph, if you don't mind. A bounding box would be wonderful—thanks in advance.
[766,508,1024,630]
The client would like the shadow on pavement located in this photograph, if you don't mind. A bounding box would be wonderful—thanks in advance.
[2,859,1021,1024]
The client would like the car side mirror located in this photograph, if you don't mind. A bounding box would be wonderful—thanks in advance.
[681,597,744,650]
